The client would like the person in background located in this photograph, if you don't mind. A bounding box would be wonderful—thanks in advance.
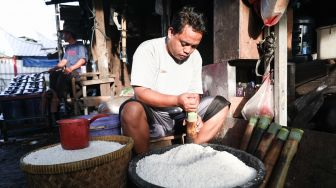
[120,6,231,154]
[49,25,88,113]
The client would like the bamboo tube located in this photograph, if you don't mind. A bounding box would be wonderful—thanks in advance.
[246,116,272,154]
[268,128,304,188]
[255,122,282,160]
[260,128,289,188]
[186,112,197,143]
[240,116,259,151]
[121,15,127,64]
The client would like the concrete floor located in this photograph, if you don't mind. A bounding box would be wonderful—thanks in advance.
[0,130,59,187]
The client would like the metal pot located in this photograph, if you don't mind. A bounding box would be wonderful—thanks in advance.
[128,144,265,188]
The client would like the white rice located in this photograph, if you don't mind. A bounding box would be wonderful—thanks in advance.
[136,144,257,188]
[23,141,124,165]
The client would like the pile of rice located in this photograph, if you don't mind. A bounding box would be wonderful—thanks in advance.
[23,141,124,165]
[136,144,257,188]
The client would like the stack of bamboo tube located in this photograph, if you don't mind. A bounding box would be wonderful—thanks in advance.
[240,115,304,188]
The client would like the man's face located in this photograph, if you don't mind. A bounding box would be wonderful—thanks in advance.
[62,31,72,42]
[166,25,203,62]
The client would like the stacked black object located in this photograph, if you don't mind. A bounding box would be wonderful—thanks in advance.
[0,73,45,96]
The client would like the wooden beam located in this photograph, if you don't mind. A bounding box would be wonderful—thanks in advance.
[213,0,263,101]
[93,0,110,96]
[274,13,288,125]
[81,78,115,86]
[213,0,262,61]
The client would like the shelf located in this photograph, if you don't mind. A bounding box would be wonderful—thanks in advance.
[228,59,258,67]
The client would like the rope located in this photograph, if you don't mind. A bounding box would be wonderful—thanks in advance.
[255,32,276,77]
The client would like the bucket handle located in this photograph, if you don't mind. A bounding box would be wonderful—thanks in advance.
[89,113,110,124]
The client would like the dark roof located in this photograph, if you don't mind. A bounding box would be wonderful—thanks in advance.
[44,0,78,5]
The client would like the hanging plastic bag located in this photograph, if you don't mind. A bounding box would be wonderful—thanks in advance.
[260,0,290,26]
[241,73,274,120]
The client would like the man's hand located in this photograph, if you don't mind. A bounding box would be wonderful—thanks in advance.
[195,114,203,132]
[178,93,199,112]
[48,66,58,72]
[64,67,73,74]
[49,59,67,73]
[182,114,203,132]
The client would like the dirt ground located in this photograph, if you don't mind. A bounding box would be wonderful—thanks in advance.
[0,129,59,188]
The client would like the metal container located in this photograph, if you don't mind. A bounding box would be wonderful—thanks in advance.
[76,114,121,137]
[317,24,336,60]
[129,144,265,188]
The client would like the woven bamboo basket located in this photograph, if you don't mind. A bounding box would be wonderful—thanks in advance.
[20,135,134,188]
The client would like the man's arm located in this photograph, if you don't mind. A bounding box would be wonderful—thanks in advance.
[134,86,199,112]
[49,59,67,72]
[64,58,86,73]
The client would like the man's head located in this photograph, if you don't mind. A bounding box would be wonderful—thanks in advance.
[60,24,77,43]
[166,6,206,62]
[61,31,76,42]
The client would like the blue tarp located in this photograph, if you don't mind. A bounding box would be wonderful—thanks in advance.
[22,57,58,67]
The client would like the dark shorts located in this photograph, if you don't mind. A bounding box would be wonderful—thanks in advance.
[49,70,79,99]
[119,95,230,138]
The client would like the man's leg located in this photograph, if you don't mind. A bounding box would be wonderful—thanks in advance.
[61,73,74,100]
[192,96,230,144]
[121,101,150,154]
[194,106,229,144]
[49,71,60,91]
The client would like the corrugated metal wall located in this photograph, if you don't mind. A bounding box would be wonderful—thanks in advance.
[0,58,52,91]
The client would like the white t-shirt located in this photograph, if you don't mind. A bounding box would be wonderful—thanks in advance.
[131,37,203,95]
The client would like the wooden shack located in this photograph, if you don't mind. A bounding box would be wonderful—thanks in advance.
[15,0,336,187]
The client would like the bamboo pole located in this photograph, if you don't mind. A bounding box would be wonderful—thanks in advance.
[268,128,304,188]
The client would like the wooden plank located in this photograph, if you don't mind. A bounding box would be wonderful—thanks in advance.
[80,72,100,77]
[210,117,247,149]
[287,7,293,59]
[213,0,239,62]
[150,135,178,142]
[81,78,115,86]
[149,140,172,150]
[213,0,262,61]
[238,0,263,59]
[82,96,112,107]
[274,13,288,125]
[149,134,185,150]
[213,0,263,101]
[80,72,115,79]
[93,0,110,96]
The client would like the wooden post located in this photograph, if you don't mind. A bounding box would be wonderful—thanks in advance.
[213,0,263,100]
[121,15,130,87]
[274,12,288,125]
[54,4,62,62]
[93,0,111,96]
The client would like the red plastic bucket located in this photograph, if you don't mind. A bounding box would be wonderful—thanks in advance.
[57,114,109,150]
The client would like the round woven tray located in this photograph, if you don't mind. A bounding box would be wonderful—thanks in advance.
[129,144,265,188]
[20,135,133,188]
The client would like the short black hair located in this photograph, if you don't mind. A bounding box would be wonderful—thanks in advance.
[68,31,77,40]
[170,6,206,34]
